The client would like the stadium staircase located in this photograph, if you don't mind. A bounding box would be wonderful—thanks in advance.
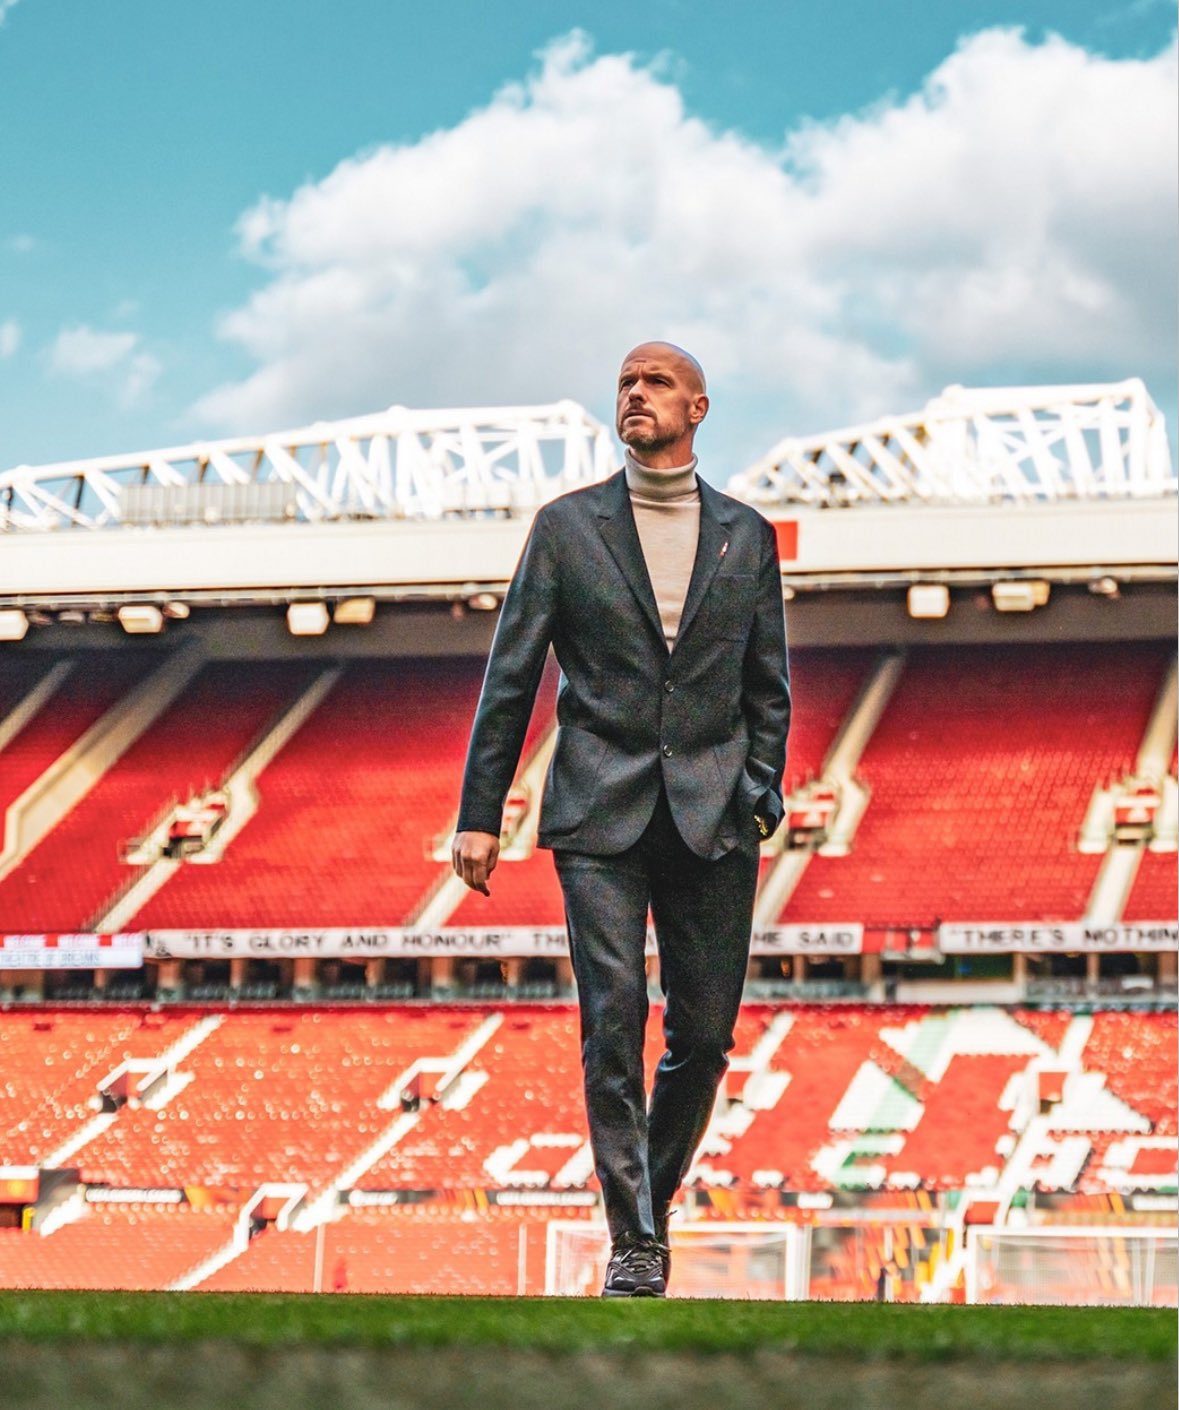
[126,658,488,929]
[1081,654,1178,924]
[0,658,71,755]
[781,642,1173,929]
[755,649,900,925]
[94,661,338,931]
[0,659,320,932]
[0,647,201,886]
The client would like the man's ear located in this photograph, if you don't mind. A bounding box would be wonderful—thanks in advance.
[690,393,710,426]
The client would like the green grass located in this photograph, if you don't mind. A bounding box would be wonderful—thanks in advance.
[1,1294,1173,1410]
[0,1291,1173,1361]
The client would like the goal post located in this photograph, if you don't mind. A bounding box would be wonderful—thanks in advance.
[965,1225,1177,1307]
[544,1220,809,1299]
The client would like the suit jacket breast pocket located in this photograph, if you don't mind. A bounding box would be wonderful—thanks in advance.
[703,573,756,641]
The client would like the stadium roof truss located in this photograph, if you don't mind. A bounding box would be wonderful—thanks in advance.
[726,380,1175,509]
[0,401,617,532]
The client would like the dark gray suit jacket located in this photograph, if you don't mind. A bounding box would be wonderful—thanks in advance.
[456,469,791,860]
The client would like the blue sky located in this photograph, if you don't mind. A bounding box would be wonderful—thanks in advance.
[0,0,1175,476]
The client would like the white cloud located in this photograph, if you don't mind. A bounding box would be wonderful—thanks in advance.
[49,325,138,376]
[120,351,162,408]
[0,319,19,358]
[6,233,35,254]
[193,28,1178,464]
[0,2,19,28]
[47,324,161,407]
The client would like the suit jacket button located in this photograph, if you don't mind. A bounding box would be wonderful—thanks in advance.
[664,680,674,694]
[662,743,673,757]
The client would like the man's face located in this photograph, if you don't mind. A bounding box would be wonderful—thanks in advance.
[615,345,708,456]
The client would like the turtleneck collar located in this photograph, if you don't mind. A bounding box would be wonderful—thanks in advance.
[624,449,699,500]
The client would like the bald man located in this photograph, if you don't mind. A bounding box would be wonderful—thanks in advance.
[454,343,790,1296]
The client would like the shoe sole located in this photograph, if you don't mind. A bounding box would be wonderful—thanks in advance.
[600,1287,665,1298]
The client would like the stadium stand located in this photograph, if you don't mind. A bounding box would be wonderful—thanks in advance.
[0,383,1173,1307]
[783,642,1172,928]
[0,1003,1174,1294]
[1124,849,1179,923]
[1082,1011,1176,1137]
[0,1202,236,1290]
[71,1008,487,1192]
[358,1007,590,1191]
[0,661,317,930]
[776,648,878,794]
[0,651,156,816]
[129,658,487,928]
[0,654,57,724]
[0,1008,205,1165]
[197,1205,575,1296]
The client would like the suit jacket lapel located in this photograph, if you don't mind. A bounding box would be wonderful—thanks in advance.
[596,470,667,649]
[674,478,734,651]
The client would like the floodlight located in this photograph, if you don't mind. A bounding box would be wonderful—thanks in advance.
[0,609,29,642]
[163,601,191,619]
[117,605,165,635]
[332,597,376,625]
[992,580,1050,613]
[906,584,950,620]
[467,592,501,612]
[286,602,330,636]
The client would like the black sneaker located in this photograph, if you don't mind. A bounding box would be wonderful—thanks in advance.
[601,1232,669,1298]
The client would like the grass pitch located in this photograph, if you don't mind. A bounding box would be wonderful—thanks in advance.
[0,1293,1173,1410]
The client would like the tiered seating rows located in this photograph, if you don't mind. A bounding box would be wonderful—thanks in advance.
[4,1006,1172,1201]
[198,1204,574,1296]
[75,1008,485,1193]
[1123,848,1179,922]
[0,661,314,931]
[784,643,1170,927]
[132,659,487,928]
[0,651,156,814]
[0,1010,202,1165]
[0,1203,234,1290]
[0,646,1171,931]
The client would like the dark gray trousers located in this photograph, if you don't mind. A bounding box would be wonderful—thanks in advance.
[554,789,760,1241]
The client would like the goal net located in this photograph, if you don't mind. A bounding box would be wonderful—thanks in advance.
[966,1226,1177,1306]
[544,1220,806,1299]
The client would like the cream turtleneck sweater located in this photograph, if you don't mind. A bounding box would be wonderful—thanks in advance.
[624,449,701,649]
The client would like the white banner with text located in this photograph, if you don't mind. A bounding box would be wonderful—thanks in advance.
[938,922,1178,953]
[0,933,145,969]
[144,924,865,959]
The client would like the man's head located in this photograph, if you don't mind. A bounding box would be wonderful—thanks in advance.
[615,341,709,466]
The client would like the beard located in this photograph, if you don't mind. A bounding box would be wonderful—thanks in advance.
[618,414,686,455]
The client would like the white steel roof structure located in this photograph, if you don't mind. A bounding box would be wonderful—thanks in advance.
[0,381,1173,603]
[727,380,1175,508]
[0,401,615,533]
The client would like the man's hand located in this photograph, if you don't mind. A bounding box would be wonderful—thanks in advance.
[452,830,500,896]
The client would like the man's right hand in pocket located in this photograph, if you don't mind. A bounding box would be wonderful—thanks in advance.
[451,831,500,896]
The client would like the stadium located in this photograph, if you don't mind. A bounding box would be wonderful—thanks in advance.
[0,372,1173,1336]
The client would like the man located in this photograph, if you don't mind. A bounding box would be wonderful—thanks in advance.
[452,342,790,1297]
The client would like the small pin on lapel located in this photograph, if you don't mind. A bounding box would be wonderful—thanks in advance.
[719,541,729,558]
